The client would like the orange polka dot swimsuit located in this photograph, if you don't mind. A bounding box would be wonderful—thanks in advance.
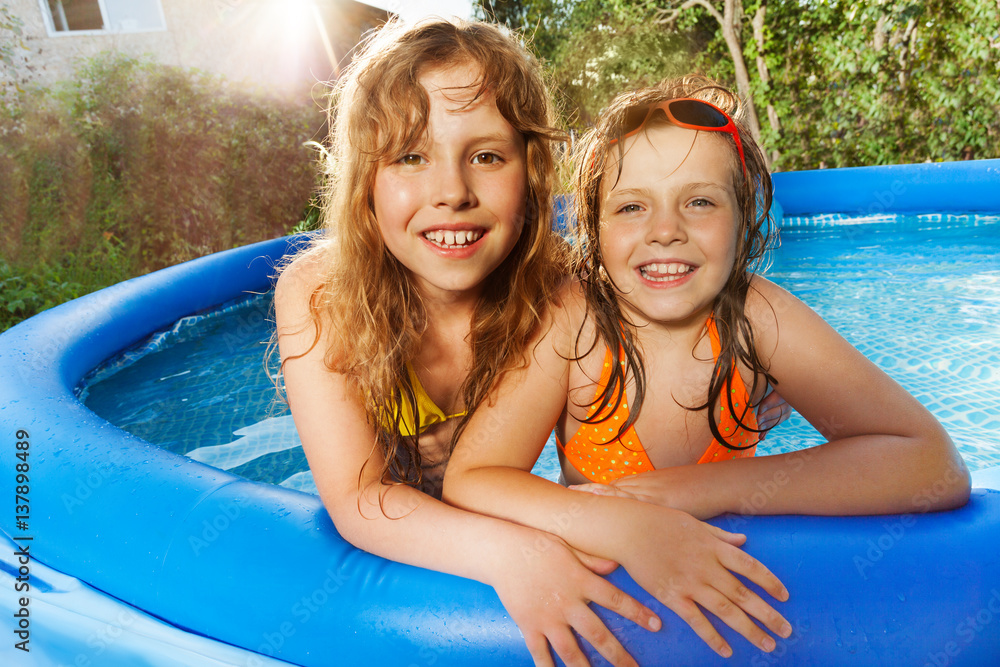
[556,316,758,483]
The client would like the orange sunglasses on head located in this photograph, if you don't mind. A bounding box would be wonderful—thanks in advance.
[610,98,747,176]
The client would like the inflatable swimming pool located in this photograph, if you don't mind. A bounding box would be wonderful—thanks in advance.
[2,160,1000,666]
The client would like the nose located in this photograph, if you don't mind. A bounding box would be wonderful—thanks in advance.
[645,208,686,246]
[434,162,477,210]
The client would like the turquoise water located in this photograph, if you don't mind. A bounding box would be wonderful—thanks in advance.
[80,212,1000,492]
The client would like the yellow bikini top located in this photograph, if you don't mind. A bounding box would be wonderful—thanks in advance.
[385,363,467,437]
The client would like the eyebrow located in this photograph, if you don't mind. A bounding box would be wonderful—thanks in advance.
[684,181,730,192]
[605,187,650,199]
[468,132,520,145]
[607,182,730,198]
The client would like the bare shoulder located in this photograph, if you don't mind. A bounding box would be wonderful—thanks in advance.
[274,245,334,360]
[546,279,594,360]
[745,274,816,330]
[275,246,328,306]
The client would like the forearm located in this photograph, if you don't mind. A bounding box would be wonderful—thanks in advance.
[327,481,536,587]
[443,465,654,563]
[678,432,970,517]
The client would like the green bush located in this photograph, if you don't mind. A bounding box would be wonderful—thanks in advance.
[0,52,321,332]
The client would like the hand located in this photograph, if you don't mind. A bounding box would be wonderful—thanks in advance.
[756,387,792,439]
[569,482,640,502]
[569,469,723,519]
[492,529,662,667]
[616,506,792,659]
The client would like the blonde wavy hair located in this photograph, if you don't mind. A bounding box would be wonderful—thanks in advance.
[572,75,777,447]
[296,18,565,493]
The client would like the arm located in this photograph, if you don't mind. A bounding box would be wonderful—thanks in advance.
[443,290,792,659]
[275,257,658,667]
[585,277,970,518]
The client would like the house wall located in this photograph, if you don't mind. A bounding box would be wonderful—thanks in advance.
[5,0,388,101]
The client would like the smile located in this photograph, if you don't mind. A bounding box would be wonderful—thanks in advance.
[423,229,483,248]
[638,262,696,282]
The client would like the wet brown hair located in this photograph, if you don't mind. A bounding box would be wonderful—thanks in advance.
[572,74,777,447]
[295,17,565,495]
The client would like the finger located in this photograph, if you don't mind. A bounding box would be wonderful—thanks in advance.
[547,627,593,667]
[574,549,620,575]
[763,401,794,432]
[757,407,781,431]
[571,607,640,667]
[706,566,792,640]
[661,595,733,658]
[697,585,779,653]
[569,483,616,497]
[524,632,557,667]
[704,523,747,547]
[720,546,790,603]
[714,576,793,641]
[589,577,662,634]
[573,549,618,575]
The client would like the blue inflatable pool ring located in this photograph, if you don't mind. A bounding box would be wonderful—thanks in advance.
[2,160,1000,666]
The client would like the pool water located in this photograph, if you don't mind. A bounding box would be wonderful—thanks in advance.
[79,212,1000,492]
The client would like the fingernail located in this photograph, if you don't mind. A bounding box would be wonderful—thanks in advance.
[762,636,776,652]
[721,645,733,658]
[648,616,662,631]
[781,622,792,638]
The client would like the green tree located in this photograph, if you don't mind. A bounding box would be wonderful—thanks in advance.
[477,0,1000,168]
[658,0,765,146]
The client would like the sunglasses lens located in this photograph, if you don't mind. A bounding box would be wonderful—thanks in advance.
[667,99,729,128]
[620,105,651,137]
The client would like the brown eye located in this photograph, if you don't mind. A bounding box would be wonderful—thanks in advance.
[473,152,500,165]
[399,154,424,166]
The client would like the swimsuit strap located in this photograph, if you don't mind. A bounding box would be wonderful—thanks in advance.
[697,315,758,463]
[556,346,654,483]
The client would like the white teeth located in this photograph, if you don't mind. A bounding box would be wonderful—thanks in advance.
[640,262,694,281]
[424,230,481,247]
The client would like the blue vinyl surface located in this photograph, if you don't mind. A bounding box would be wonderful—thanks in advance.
[2,160,1000,666]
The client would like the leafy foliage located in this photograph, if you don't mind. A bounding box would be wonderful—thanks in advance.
[1,6,28,104]
[0,52,321,331]
[476,0,1000,169]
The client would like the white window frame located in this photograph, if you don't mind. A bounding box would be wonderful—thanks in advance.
[38,0,167,37]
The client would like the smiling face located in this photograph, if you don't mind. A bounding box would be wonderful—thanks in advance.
[371,62,527,304]
[598,123,741,329]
